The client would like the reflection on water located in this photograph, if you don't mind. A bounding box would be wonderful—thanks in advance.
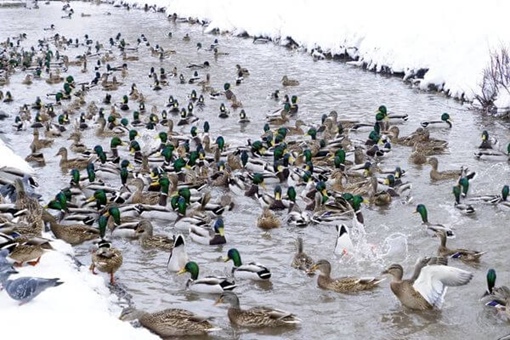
[1,2,510,339]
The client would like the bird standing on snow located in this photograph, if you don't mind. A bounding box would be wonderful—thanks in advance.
[4,276,63,305]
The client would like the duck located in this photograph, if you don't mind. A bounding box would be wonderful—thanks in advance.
[480,268,510,314]
[25,145,46,167]
[189,217,226,245]
[119,307,220,337]
[177,261,236,293]
[90,219,122,285]
[223,248,271,281]
[430,228,486,265]
[42,211,99,246]
[167,234,188,272]
[420,112,453,128]
[334,224,354,256]
[474,141,510,161]
[427,157,462,181]
[291,237,314,272]
[134,219,174,251]
[30,128,54,151]
[3,236,51,267]
[381,257,473,310]
[414,204,455,238]
[452,184,475,214]
[281,75,300,86]
[481,268,499,303]
[55,147,92,170]
[309,259,384,293]
[215,292,301,328]
[256,207,281,230]
[478,130,499,150]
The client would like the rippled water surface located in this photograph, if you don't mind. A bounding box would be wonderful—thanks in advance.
[1,2,510,339]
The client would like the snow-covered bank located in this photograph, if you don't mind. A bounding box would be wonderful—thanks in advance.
[0,239,157,340]
[117,0,510,113]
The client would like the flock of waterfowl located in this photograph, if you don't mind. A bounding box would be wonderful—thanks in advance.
[1,1,510,338]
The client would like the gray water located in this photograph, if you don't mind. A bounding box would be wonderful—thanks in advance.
[1,2,510,339]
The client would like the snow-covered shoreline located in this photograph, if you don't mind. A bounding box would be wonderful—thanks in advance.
[113,0,510,114]
[0,238,158,339]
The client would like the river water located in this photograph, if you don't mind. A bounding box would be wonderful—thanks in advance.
[1,2,510,339]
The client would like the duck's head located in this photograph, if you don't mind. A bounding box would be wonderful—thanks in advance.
[414,204,428,223]
[97,214,108,239]
[486,268,497,294]
[129,140,140,154]
[86,163,96,182]
[70,168,80,185]
[223,248,242,266]
[381,263,403,280]
[215,136,225,151]
[502,185,509,201]
[224,83,231,91]
[441,112,452,127]
[213,217,225,236]
[309,259,331,276]
[178,261,199,279]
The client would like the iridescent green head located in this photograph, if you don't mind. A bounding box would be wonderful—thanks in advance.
[224,248,242,267]
[178,261,199,280]
[415,204,428,223]
[486,268,497,294]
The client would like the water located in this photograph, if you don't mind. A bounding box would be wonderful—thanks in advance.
[1,2,510,339]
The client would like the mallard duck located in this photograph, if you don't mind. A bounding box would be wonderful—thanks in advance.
[474,141,510,161]
[223,248,271,281]
[119,307,220,337]
[12,178,44,236]
[414,204,455,238]
[167,234,188,272]
[90,238,123,285]
[30,128,54,151]
[309,259,384,293]
[427,157,462,181]
[478,130,499,150]
[256,207,281,230]
[177,261,236,293]
[6,237,52,266]
[135,219,174,251]
[420,112,453,128]
[381,257,473,310]
[215,292,301,327]
[480,268,510,316]
[43,212,99,246]
[452,185,475,214]
[291,237,314,272]
[55,147,92,170]
[25,145,46,167]
[481,268,499,302]
[334,224,354,256]
[430,228,486,264]
[189,217,226,245]
[281,75,300,86]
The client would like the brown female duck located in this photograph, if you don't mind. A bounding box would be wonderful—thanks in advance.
[55,147,92,170]
[382,257,473,310]
[427,157,462,181]
[309,259,384,293]
[431,228,486,265]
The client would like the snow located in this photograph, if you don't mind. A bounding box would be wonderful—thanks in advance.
[118,0,510,112]
[0,238,157,340]
[0,137,34,174]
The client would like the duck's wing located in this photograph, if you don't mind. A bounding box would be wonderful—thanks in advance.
[413,265,473,308]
